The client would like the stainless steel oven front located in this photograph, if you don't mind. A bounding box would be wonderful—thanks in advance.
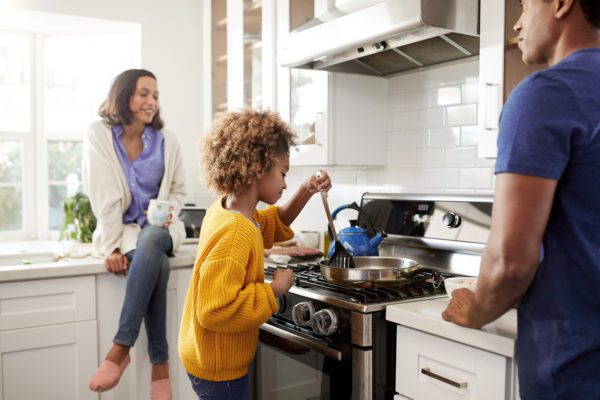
[251,289,397,400]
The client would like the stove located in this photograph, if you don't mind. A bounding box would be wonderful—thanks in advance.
[264,262,450,312]
[254,193,493,400]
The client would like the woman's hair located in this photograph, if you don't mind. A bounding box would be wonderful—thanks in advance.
[580,0,600,28]
[201,109,297,195]
[98,69,164,130]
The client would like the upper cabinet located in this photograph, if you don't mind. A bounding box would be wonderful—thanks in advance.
[204,0,388,166]
[276,0,388,166]
[208,0,228,118]
[205,0,277,120]
[478,0,545,158]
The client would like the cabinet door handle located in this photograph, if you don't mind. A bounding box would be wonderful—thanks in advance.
[421,367,467,389]
[484,83,500,130]
[314,112,325,145]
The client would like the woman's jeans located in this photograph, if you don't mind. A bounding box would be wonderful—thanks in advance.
[113,225,172,364]
[187,373,250,400]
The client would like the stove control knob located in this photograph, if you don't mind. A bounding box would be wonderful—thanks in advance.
[292,302,318,326]
[312,309,339,336]
[442,212,461,228]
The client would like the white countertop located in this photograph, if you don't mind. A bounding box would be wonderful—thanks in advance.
[386,298,517,358]
[0,242,198,283]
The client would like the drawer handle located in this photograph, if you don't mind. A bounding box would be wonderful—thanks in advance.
[421,367,467,389]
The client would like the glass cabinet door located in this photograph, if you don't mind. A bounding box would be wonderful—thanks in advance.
[211,0,227,118]
[243,0,262,109]
[217,0,269,112]
[290,69,327,145]
[287,0,328,146]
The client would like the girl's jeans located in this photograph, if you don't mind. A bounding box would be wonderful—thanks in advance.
[113,225,172,364]
[187,373,250,400]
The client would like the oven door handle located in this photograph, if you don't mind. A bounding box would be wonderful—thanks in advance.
[260,323,343,361]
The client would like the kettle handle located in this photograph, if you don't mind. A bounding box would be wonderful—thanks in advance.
[328,202,382,240]
[331,202,362,221]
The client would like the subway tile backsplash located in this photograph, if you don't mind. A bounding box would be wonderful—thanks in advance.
[284,59,495,235]
[380,59,494,194]
[197,59,495,236]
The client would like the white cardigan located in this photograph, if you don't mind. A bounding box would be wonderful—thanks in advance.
[82,120,187,257]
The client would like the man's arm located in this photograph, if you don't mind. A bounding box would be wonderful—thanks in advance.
[442,173,557,328]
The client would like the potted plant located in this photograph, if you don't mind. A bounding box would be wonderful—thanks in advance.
[59,192,96,243]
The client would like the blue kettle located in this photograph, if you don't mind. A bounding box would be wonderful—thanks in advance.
[327,202,387,258]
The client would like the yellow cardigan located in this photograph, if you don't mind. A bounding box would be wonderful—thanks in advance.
[178,198,294,381]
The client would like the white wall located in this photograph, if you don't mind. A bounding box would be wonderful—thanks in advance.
[9,0,492,246]
[10,0,206,203]
[282,59,496,246]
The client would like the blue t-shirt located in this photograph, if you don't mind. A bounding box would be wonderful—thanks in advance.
[496,49,600,399]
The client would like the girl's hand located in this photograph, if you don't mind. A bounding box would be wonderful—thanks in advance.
[304,169,332,194]
[105,249,128,276]
[271,268,294,297]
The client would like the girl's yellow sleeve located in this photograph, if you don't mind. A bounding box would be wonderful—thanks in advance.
[254,205,294,248]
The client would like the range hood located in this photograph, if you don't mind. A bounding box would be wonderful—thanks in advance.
[279,0,480,77]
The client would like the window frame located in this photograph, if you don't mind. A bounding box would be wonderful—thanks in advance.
[0,31,35,241]
[0,11,141,241]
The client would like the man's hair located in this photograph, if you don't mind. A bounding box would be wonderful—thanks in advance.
[98,69,164,130]
[579,0,600,28]
[201,109,297,195]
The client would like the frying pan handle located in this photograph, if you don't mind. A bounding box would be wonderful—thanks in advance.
[394,267,441,282]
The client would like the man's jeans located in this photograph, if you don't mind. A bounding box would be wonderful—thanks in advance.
[113,225,172,364]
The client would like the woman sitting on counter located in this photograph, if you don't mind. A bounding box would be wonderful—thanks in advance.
[83,68,186,400]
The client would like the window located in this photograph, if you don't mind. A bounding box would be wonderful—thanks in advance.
[0,141,23,231]
[0,11,140,240]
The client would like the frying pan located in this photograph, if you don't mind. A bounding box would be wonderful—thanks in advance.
[319,256,440,288]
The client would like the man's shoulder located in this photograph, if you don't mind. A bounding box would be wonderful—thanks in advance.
[520,50,600,94]
[508,68,570,107]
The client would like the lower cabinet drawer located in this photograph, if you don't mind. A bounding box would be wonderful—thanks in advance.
[395,325,509,400]
[0,276,96,331]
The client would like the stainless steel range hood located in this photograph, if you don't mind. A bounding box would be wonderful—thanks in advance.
[279,0,480,77]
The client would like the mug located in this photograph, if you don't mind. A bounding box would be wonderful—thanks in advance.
[147,199,175,227]
[297,231,320,249]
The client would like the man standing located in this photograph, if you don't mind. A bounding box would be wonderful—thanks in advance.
[442,0,600,398]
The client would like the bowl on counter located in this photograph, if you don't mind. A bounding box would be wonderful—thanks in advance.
[444,276,478,299]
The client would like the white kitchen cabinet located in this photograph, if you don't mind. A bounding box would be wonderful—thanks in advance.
[276,0,388,166]
[172,268,195,399]
[395,325,520,400]
[96,268,196,400]
[478,0,545,158]
[203,0,388,166]
[203,0,278,120]
[0,276,98,400]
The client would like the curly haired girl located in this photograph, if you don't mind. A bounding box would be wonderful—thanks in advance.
[178,109,332,399]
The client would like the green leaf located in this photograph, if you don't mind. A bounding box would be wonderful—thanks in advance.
[59,191,97,243]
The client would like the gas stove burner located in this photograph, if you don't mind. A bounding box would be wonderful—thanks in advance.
[264,262,450,305]
[264,262,319,274]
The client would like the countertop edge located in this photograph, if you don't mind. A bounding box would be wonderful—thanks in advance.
[0,244,198,283]
[386,298,517,358]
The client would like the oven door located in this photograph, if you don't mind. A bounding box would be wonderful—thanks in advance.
[254,320,354,400]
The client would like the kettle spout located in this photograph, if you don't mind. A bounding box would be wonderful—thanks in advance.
[369,231,386,249]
